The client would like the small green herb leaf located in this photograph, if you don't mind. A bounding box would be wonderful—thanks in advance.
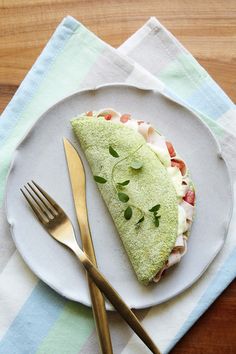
[93,175,107,184]
[154,217,160,227]
[118,192,129,203]
[130,161,143,170]
[153,214,161,227]
[117,180,130,186]
[136,216,145,224]
[109,146,119,158]
[149,204,160,212]
[124,206,132,220]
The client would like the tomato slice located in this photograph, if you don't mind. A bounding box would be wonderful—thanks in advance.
[166,141,176,157]
[104,114,112,120]
[183,190,195,205]
[120,114,131,123]
[171,159,186,175]
[86,111,93,116]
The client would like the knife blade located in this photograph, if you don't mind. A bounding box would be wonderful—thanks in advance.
[63,138,113,354]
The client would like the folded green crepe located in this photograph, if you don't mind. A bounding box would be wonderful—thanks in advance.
[71,115,180,285]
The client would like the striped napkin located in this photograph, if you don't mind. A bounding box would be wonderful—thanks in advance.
[0,16,235,354]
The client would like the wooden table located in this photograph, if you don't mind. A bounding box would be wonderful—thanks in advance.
[0,1,235,353]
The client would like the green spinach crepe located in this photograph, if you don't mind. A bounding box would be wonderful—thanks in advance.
[71,109,195,285]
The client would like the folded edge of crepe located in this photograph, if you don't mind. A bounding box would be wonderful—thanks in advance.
[71,108,195,285]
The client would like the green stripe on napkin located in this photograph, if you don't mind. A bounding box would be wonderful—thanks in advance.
[36,302,94,354]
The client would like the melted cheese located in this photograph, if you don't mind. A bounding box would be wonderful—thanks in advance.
[146,133,171,167]
[177,205,188,235]
[167,166,186,197]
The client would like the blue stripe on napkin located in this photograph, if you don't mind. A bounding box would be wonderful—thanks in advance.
[0,282,66,354]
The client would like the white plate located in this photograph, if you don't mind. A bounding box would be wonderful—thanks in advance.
[5,84,233,310]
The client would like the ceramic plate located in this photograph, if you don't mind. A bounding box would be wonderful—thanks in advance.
[5,84,233,310]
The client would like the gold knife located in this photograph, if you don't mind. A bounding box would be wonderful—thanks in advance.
[63,138,113,354]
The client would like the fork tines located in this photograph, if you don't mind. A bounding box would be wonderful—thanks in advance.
[21,181,59,224]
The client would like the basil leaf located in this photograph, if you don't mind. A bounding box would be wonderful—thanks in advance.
[117,180,130,186]
[124,206,132,220]
[118,192,129,203]
[136,216,144,224]
[93,175,107,184]
[109,146,119,158]
[149,204,160,212]
[130,161,143,170]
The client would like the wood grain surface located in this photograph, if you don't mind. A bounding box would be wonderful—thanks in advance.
[0,1,235,353]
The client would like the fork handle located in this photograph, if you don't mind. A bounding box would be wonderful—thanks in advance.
[76,250,161,354]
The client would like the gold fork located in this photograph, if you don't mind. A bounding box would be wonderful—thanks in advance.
[21,181,161,354]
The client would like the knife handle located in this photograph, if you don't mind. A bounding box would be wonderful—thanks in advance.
[63,138,113,353]
[77,250,161,354]
[80,223,113,354]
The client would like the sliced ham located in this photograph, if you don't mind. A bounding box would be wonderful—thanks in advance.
[167,251,182,267]
[173,234,187,256]
[138,122,153,139]
[174,234,185,248]
[180,237,187,256]
[146,132,171,167]
[178,205,188,234]
[153,264,168,283]
[122,119,139,131]
[181,200,194,221]
[97,108,121,123]
[171,158,187,176]
[153,235,187,282]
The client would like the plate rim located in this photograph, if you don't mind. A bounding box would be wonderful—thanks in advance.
[4,83,234,310]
